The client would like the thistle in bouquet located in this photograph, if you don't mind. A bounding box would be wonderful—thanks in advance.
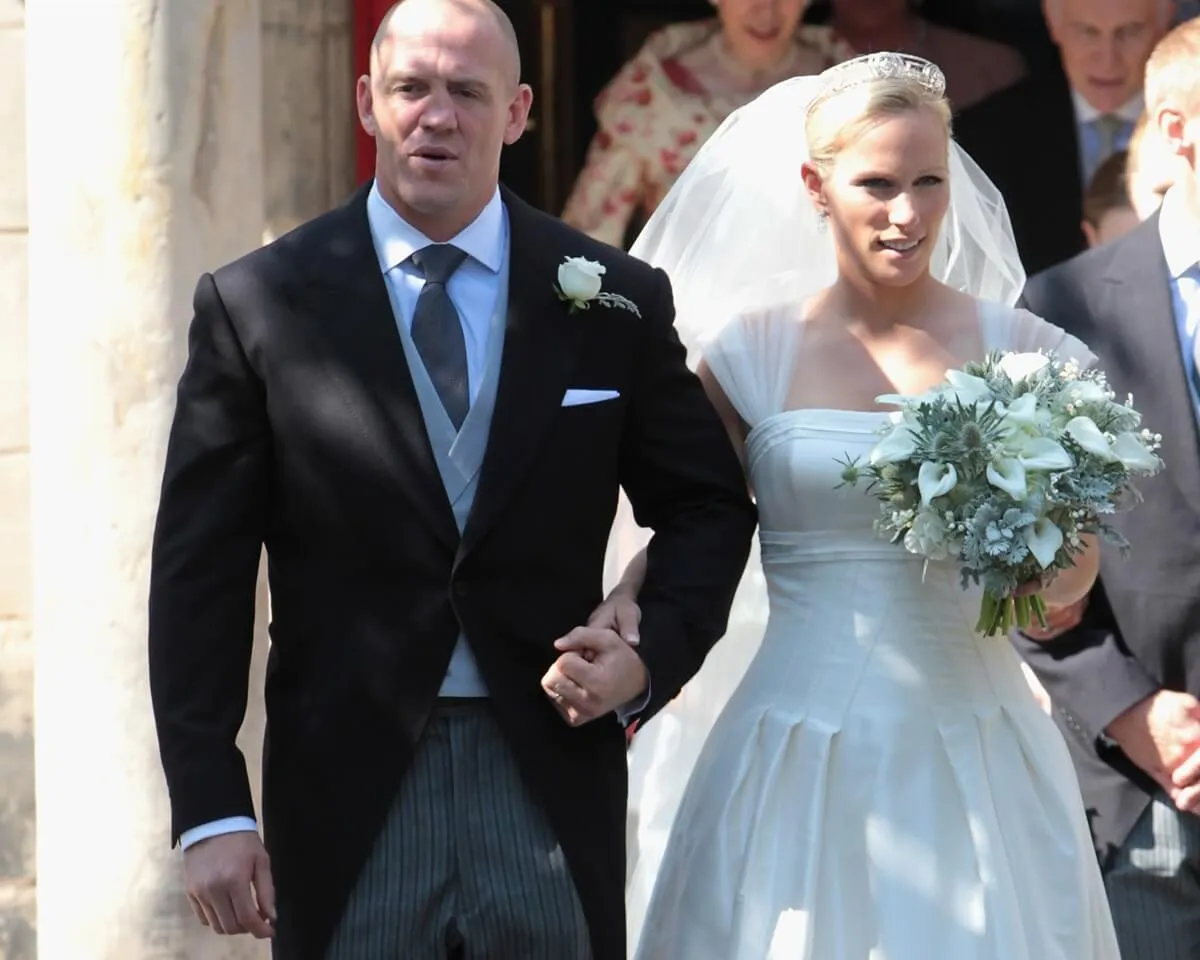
[837,350,1164,636]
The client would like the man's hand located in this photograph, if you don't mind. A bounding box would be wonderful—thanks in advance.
[542,627,648,726]
[1106,691,1200,814]
[184,832,276,938]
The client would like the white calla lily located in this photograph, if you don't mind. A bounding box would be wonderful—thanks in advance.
[987,457,1028,500]
[1016,436,1073,471]
[1065,416,1113,459]
[998,352,1050,382]
[870,418,918,465]
[918,462,958,505]
[1109,432,1161,473]
[1001,392,1040,429]
[1022,518,1064,569]
[943,370,994,405]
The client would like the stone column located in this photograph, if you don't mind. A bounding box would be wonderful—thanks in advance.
[261,0,357,241]
[26,2,268,957]
[0,0,34,955]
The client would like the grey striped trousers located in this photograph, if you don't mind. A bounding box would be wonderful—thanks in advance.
[1104,791,1200,959]
[326,701,592,960]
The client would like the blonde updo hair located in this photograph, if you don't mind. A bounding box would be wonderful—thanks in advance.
[804,74,953,174]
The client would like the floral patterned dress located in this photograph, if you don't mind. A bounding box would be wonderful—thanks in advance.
[562,20,853,248]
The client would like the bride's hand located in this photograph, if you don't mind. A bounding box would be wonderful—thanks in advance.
[1021,595,1089,641]
[588,588,641,647]
[1013,578,1047,598]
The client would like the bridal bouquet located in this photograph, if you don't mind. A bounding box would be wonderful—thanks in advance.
[838,351,1163,636]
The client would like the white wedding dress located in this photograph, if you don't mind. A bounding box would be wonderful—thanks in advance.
[625,300,1122,960]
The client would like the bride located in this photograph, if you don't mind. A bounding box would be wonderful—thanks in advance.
[599,54,1123,958]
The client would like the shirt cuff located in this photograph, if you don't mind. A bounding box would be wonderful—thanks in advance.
[616,682,651,727]
[179,816,259,851]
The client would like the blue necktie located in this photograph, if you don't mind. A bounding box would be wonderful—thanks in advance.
[1180,265,1200,404]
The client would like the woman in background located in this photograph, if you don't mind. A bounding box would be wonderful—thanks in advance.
[561,0,853,247]
[562,0,1026,249]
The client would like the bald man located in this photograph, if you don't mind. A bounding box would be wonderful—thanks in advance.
[147,1,755,958]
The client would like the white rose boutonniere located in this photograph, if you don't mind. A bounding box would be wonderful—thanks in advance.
[556,257,605,308]
[554,255,642,317]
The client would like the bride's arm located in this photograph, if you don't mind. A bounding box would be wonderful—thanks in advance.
[697,359,751,478]
[592,360,751,628]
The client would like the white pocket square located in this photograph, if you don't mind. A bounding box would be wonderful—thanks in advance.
[561,388,620,407]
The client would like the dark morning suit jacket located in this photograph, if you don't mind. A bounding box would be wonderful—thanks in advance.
[147,184,756,958]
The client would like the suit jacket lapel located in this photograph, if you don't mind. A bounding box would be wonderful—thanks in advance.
[1098,217,1200,513]
[301,186,460,550]
[459,189,582,557]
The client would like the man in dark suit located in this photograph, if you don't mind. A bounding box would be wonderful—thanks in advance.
[1011,17,1200,957]
[146,1,755,957]
[953,0,1174,274]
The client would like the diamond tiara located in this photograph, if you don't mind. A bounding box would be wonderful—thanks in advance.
[805,52,947,117]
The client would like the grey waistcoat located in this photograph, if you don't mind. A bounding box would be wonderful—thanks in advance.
[383,261,510,696]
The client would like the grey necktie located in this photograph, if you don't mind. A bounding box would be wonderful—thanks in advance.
[410,244,469,429]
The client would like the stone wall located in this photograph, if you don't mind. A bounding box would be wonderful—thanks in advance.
[0,0,34,954]
[262,0,358,240]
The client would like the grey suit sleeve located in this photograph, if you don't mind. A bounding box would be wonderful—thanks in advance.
[1011,582,1161,742]
[1011,278,1161,741]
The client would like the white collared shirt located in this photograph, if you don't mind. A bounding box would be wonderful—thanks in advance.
[1071,89,1145,127]
[365,181,509,398]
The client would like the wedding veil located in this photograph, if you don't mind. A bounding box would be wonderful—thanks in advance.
[631,70,1026,356]
[614,60,1028,947]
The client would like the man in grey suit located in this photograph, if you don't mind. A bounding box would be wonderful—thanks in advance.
[147,0,755,957]
[1012,17,1200,958]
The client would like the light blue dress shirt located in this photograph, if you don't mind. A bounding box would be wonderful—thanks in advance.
[1159,189,1200,414]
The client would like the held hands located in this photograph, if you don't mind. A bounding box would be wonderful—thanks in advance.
[542,590,646,726]
[586,588,642,644]
[1106,690,1200,814]
[184,832,276,938]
